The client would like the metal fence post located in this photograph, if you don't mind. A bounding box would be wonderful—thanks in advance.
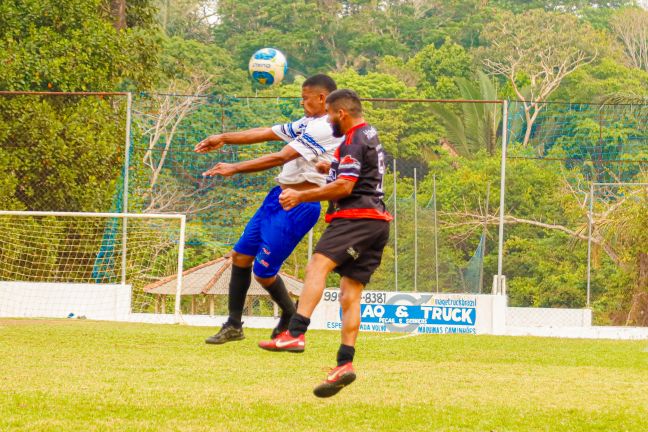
[121,92,132,287]
[393,159,398,292]
[495,100,509,293]
[433,174,439,293]
[586,183,594,307]
[414,168,418,293]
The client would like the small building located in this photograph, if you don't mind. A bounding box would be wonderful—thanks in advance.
[143,257,303,316]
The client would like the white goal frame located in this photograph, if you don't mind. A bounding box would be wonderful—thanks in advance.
[0,210,186,322]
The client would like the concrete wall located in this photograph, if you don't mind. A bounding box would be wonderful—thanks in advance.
[0,282,131,321]
[506,307,592,327]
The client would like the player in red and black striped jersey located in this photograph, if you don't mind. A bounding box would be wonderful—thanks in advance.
[259,89,392,398]
[324,117,391,223]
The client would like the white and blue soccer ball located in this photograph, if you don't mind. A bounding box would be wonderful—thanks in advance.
[248,48,288,86]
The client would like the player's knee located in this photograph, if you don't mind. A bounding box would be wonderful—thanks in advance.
[339,291,351,309]
[339,289,360,311]
[231,251,254,268]
[253,274,275,287]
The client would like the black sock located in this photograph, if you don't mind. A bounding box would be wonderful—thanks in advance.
[337,344,355,366]
[288,313,310,337]
[228,264,252,327]
[264,275,296,321]
[278,300,299,329]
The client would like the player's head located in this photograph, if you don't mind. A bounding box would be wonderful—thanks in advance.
[301,74,337,117]
[325,89,363,137]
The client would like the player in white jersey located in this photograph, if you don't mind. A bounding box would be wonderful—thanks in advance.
[194,74,342,345]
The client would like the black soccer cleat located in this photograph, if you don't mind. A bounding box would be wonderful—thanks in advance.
[205,322,245,345]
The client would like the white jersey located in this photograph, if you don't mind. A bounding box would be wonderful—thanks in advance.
[271,115,343,186]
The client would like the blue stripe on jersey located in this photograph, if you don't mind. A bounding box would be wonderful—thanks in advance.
[287,122,297,138]
[302,133,326,153]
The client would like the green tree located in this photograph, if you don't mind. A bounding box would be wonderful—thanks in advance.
[0,0,158,91]
[429,71,501,156]
[610,7,648,72]
[554,58,648,102]
[407,41,473,98]
[479,9,600,145]
[158,36,248,92]
[330,69,448,159]
[212,0,335,76]
[490,0,634,16]
[211,0,496,76]
[0,0,159,211]
[0,95,126,212]
[156,0,217,41]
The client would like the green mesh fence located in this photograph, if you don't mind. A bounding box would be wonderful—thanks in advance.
[127,95,506,293]
[507,101,648,182]
[128,95,501,293]
[129,95,296,261]
[126,95,647,315]
[463,233,486,294]
[504,101,647,317]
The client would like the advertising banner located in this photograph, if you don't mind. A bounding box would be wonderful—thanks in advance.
[310,290,506,335]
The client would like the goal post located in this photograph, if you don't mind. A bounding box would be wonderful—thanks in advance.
[0,211,186,323]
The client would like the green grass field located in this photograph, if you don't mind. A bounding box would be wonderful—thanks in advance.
[1,319,647,432]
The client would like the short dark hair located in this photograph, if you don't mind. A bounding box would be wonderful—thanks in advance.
[325,89,363,117]
[302,74,337,93]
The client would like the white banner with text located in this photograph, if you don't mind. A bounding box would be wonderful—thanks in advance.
[310,290,507,335]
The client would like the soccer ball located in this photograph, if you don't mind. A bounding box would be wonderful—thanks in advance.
[248,48,288,86]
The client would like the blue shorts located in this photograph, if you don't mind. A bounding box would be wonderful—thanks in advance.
[233,186,321,278]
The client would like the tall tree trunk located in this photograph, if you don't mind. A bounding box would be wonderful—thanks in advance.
[111,0,127,31]
[523,105,542,146]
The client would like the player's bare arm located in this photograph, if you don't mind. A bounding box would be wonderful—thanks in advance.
[194,127,280,153]
[202,145,301,177]
[278,179,354,210]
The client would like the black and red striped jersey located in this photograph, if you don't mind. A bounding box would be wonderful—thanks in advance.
[325,123,393,223]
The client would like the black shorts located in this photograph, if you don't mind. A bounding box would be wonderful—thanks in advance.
[314,218,390,285]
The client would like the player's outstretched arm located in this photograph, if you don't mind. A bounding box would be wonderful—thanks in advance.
[202,145,301,177]
[278,179,354,211]
[194,127,280,153]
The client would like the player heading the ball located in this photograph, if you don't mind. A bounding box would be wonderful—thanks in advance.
[194,74,342,345]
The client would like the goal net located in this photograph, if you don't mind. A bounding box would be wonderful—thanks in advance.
[0,211,185,322]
